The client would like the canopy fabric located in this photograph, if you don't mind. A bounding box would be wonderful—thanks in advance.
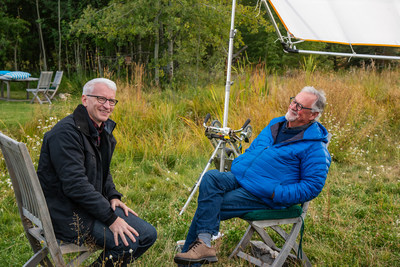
[268,0,400,47]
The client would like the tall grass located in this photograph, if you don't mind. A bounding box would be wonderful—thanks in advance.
[0,65,399,266]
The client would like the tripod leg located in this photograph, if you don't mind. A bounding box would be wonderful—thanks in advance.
[179,140,224,215]
[219,142,226,172]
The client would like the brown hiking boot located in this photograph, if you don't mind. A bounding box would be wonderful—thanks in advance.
[174,239,218,265]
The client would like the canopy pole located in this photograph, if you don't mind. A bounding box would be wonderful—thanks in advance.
[223,0,237,129]
[219,0,237,172]
[262,0,285,43]
[289,49,400,61]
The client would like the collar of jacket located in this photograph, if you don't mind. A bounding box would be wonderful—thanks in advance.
[72,104,116,137]
[270,116,328,145]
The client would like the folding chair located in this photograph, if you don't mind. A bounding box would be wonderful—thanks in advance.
[230,202,311,267]
[0,132,101,267]
[46,71,63,101]
[26,71,53,104]
[230,134,331,267]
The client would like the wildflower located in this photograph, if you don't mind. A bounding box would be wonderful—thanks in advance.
[129,249,133,254]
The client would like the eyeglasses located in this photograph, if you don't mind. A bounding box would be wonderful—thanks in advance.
[289,97,313,111]
[86,95,118,106]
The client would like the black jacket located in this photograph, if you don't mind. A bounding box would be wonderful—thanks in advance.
[37,104,122,243]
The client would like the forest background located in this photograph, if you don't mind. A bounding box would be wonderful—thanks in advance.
[0,0,399,266]
[2,0,399,86]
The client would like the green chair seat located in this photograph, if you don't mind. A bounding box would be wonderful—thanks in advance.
[241,205,303,221]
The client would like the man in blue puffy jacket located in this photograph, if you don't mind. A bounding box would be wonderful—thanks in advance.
[174,86,331,265]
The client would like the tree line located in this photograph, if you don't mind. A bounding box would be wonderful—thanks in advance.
[1,0,398,88]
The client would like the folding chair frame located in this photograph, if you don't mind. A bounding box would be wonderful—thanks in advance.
[0,132,101,267]
[230,202,312,267]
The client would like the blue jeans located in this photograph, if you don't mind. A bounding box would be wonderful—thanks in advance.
[181,170,273,253]
[90,207,157,266]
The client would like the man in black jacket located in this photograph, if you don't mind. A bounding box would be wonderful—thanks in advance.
[37,78,157,266]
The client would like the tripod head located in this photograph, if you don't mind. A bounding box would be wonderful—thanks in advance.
[203,113,252,144]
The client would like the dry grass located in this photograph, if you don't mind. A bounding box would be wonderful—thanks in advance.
[0,65,399,266]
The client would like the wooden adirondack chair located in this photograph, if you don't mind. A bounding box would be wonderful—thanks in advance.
[0,132,101,266]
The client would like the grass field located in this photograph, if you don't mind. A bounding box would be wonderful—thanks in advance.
[0,67,399,266]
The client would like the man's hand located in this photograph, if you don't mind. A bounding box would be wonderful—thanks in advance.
[110,198,138,217]
[109,217,139,246]
[109,199,139,246]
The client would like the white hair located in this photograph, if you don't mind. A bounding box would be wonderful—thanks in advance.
[301,86,326,120]
[82,78,117,95]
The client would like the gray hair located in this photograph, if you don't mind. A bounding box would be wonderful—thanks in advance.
[301,86,326,120]
[82,78,117,95]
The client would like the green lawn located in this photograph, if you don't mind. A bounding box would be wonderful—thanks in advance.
[0,69,399,266]
[0,102,37,127]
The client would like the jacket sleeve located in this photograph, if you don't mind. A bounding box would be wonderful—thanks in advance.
[104,172,122,200]
[47,127,117,225]
[273,142,331,205]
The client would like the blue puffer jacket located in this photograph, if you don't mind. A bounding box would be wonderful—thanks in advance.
[231,116,331,209]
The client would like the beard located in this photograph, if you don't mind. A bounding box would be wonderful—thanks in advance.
[285,110,298,122]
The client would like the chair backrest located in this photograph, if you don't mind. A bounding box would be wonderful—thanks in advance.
[48,71,63,100]
[51,71,63,88]
[37,71,53,90]
[0,132,63,264]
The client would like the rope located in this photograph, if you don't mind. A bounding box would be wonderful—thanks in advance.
[297,216,305,260]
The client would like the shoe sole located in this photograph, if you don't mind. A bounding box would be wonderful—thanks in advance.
[174,256,218,265]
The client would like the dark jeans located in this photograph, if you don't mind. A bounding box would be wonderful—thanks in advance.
[181,169,273,254]
[90,207,157,266]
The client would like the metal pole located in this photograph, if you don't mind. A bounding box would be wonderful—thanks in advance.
[223,0,236,128]
[262,0,285,42]
[220,0,237,171]
[296,49,400,61]
[179,140,224,215]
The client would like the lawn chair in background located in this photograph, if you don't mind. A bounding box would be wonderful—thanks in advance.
[230,134,332,267]
[26,71,53,104]
[0,132,101,266]
[46,71,63,101]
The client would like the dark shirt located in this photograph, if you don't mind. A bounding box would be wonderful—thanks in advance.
[90,119,104,146]
[274,121,313,144]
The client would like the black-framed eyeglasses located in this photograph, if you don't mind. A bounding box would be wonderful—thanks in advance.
[86,95,118,106]
[289,97,313,111]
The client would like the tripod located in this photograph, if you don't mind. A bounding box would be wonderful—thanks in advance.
[179,0,248,215]
[179,114,252,215]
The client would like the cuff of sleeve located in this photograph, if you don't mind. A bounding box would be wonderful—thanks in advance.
[109,195,121,201]
[105,212,118,227]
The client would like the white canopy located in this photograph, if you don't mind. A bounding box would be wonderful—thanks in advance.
[268,0,400,47]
